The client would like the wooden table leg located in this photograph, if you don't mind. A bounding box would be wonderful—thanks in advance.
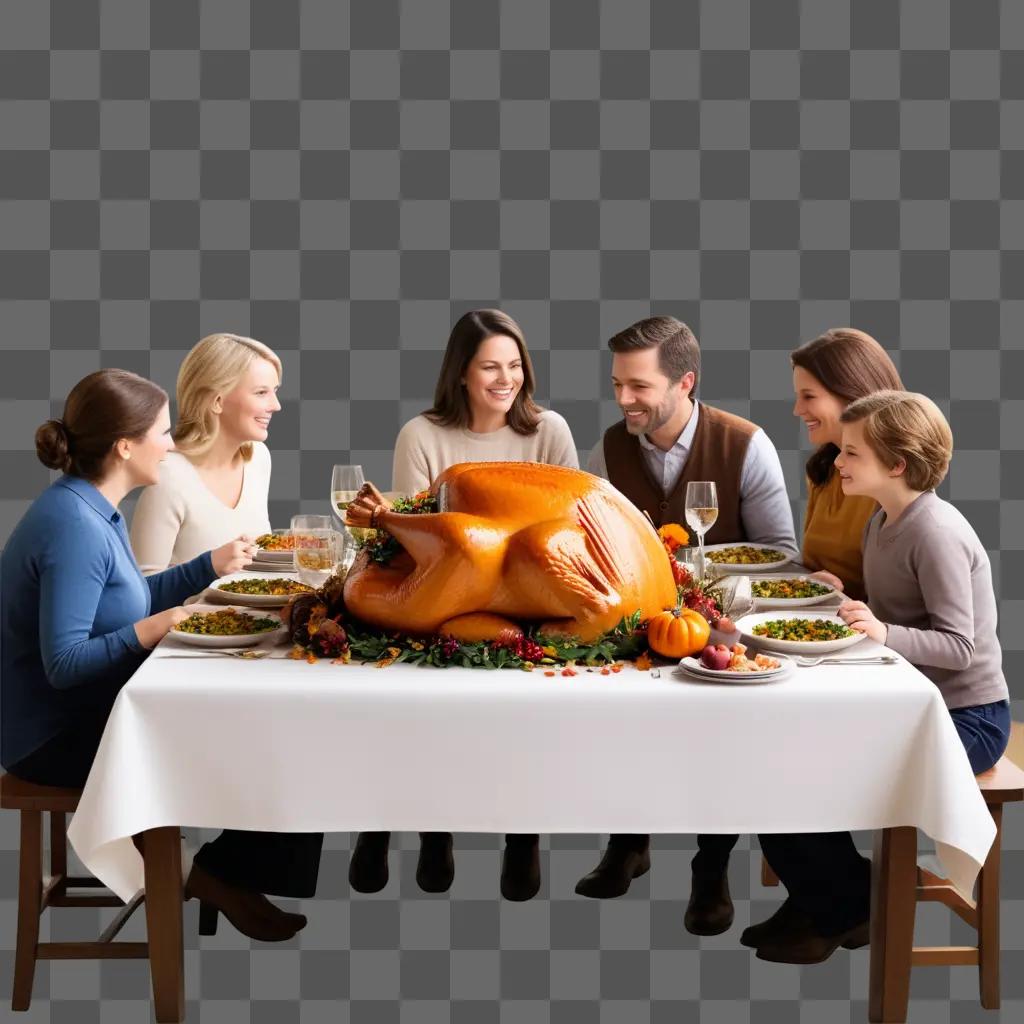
[869,826,918,1023]
[143,828,184,1023]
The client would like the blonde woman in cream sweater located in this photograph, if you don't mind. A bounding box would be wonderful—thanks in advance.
[130,333,281,575]
[352,309,579,905]
[129,332,324,929]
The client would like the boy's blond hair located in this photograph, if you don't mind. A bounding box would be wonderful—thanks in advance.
[173,333,282,461]
[839,390,953,492]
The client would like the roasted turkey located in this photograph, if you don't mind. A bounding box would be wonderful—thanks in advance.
[342,462,677,642]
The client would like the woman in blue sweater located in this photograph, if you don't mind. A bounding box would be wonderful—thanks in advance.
[1,369,320,943]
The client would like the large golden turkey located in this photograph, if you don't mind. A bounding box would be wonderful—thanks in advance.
[342,462,677,643]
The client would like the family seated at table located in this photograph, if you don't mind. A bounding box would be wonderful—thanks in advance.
[0,313,1011,963]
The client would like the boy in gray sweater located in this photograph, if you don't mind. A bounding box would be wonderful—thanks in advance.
[749,391,1010,966]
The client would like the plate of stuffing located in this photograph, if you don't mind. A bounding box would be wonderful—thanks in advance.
[702,543,792,573]
[732,611,867,655]
[748,575,839,608]
[171,606,286,647]
[204,571,316,608]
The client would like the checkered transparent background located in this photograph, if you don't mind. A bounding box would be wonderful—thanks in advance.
[1,1,1022,1020]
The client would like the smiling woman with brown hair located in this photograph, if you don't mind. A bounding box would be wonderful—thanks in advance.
[791,327,904,600]
[390,308,578,495]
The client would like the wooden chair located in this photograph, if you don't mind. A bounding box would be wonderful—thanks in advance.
[760,735,1024,1011]
[913,753,1024,1008]
[0,773,147,1011]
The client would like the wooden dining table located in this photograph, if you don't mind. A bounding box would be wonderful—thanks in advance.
[68,628,996,1023]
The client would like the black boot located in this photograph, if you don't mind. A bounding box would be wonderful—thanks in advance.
[684,868,734,936]
[416,832,455,893]
[349,831,390,893]
[500,834,540,901]
[574,835,651,899]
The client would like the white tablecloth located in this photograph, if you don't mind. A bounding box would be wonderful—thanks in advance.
[68,633,995,903]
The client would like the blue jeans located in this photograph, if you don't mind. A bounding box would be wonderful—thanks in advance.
[950,699,1011,774]
[758,698,1012,936]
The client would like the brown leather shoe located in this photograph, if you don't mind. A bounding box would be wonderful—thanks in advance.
[199,894,306,937]
[185,863,298,943]
[684,870,734,936]
[756,917,869,964]
[416,832,455,893]
[349,831,390,893]
[574,838,651,899]
[740,899,809,948]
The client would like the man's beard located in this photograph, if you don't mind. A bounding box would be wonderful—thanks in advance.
[622,396,677,436]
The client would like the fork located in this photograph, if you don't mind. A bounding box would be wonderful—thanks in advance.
[159,649,272,659]
[795,654,899,667]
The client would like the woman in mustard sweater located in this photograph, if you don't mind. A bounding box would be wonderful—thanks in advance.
[791,329,904,600]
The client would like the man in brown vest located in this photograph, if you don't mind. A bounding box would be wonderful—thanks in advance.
[575,316,797,936]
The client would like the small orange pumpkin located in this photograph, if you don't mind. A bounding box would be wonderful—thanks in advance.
[647,607,711,659]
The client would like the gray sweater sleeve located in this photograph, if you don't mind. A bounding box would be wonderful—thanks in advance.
[883,532,976,671]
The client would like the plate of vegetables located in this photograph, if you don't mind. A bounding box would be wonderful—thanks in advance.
[171,606,286,647]
[702,543,792,573]
[253,529,297,563]
[749,575,838,608]
[205,571,315,607]
[732,611,866,655]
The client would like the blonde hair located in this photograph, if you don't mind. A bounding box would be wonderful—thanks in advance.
[840,390,953,492]
[173,333,282,461]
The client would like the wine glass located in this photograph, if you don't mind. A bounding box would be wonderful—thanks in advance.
[684,481,718,579]
[292,528,340,589]
[331,464,366,542]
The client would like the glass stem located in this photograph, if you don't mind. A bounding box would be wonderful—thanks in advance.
[696,531,706,579]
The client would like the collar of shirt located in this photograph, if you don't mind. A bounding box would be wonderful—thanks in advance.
[636,399,700,457]
[58,475,122,524]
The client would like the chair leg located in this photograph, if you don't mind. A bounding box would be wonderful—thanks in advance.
[978,804,1002,1010]
[49,811,68,904]
[760,854,780,887]
[12,810,43,1011]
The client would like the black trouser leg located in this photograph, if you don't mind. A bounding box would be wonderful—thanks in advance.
[758,832,871,937]
[693,833,739,876]
[193,830,324,899]
[605,833,650,853]
[4,711,111,788]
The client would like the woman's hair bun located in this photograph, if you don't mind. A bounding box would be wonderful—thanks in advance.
[35,419,72,472]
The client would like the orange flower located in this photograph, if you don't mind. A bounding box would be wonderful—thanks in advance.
[658,523,690,553]
[635,652,653,671]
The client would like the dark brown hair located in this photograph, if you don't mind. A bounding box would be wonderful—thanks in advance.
[35,369,168,481]
[841,391,953,492]
[607,316,701,393]
[791,329,904,485]
[423,309,543,435]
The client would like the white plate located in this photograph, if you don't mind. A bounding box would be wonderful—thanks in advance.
[203,570,315,608]
[732,610,867,655]
[170,605,286,647]
[253,549,294,564]
[748,575,838,608]
[702,543,792,574]
[674,654,793,684]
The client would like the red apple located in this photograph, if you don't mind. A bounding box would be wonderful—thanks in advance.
[700,643,732,671]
